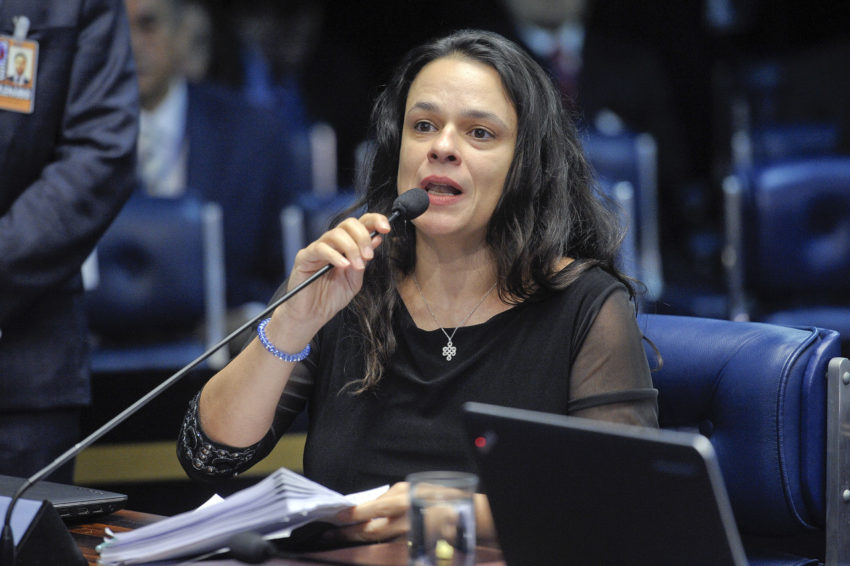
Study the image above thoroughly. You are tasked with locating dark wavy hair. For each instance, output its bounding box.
[340,29,638,391]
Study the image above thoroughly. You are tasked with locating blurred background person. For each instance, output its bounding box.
[0,0,139,483]
[126,0,304,331]
[502,0,699,290]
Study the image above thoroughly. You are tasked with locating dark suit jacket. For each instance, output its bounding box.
[185,82,296,307]
[0,0,139,410]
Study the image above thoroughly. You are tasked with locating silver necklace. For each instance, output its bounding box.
[412,275,497,361]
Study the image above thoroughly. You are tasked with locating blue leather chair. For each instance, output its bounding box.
[640,314,849,565]
[722,156,850,356]
[582,128,663,302]
[85,194,228,374]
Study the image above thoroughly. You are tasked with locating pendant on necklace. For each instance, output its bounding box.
[442,339,457,361]
[413,274,496,363]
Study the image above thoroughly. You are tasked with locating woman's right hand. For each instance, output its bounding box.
[276,212,392,334]
[197,212,392,448]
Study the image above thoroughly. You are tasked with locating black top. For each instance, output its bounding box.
[179,266,658,493]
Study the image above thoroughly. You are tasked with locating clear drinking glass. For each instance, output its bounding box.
[407,471,478,566]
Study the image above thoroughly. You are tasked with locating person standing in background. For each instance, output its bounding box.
[126,0,301,324]
[503,0,692,237]
[0,0,139,483]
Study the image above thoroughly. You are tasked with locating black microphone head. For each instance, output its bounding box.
[228,531,274,564]
[392,188,430,221]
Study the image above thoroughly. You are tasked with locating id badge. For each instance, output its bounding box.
[0,17,38,114]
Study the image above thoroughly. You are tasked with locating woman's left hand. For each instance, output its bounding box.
[331,482,411,543]
[325,482,498,545]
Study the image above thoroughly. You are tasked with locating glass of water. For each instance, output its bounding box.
[407,471,478,566]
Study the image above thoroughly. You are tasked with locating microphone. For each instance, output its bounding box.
[228,531,275,564]
[391,186,430,221]
[0,188,429,565]
[226,531,358,566]
[279,187,429,299]
[277,187,429,302]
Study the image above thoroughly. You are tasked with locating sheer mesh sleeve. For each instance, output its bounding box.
[177,359,315,482]
[567,289,659,427]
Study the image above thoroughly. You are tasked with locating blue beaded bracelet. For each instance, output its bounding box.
[257,318,311,362]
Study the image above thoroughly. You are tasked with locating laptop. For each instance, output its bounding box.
[462,402,749,566]
[0,474,127,521]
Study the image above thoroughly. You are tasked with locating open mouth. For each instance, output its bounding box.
[424,183,462,196]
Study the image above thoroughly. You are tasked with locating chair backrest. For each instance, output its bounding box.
[596,178,639,280]
[638,314,842,549]
[280,190,360,272]
[582,128,663,301]
[749,157,850,296]
[86,194,227,372]
[724,156,850,315]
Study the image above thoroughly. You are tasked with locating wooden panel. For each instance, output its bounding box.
[74,433,306,484]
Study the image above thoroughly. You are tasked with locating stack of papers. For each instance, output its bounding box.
[97,468,388,565]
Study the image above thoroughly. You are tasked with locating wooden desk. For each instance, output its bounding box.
[70,510,505,565]
[69,509,160,565]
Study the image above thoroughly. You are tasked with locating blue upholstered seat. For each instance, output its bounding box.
[723,156,850,356]
[640,313,848,565]
[85,194,227,374]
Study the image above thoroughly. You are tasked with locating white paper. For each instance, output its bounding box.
[97,467,389,565]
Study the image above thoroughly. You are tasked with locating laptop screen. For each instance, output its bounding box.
[462,402,748,566]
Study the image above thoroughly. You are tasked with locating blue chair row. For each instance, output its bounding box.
[87,188,358,377]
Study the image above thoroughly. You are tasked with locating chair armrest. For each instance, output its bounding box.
[825,357,850,566]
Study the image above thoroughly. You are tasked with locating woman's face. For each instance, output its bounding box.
[396,56,517,246]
